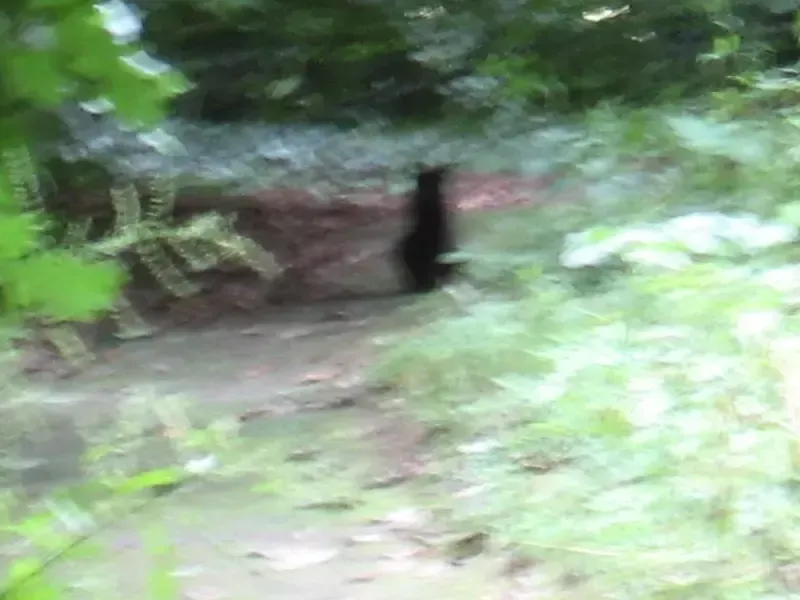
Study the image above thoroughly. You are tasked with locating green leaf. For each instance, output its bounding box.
[27,0,85,8]
[144,525,180,600]
[592,408,634,437]
[0,214,40,260]
[152,68,192,100]
[115,468,184,494]
[269,76,303,99]
[107,56,177,127]
[5,556,61,600]
[778,202,800,227]
[8,252,124,321]
[2,50,67,107]
[711,34,740,58]
[56,5,119,79]
[0,171,21,211]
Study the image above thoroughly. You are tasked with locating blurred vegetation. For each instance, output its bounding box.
[0,0,187,332]
[368,100,800,598]
[136,0,797,123]
[6,0,800,599]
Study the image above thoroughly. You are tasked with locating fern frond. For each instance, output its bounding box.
[111,296,158,340]
[144,176,176,222]
[41,323,93,368]
[166,212,280,279]
[109,183,143,237]
[135,238,201,298]
[166,214,229,271]
[1,145,42,212]
[63,218,94,249]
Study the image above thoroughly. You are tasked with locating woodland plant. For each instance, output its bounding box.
[375,206,800,598]
[373,110,800,598]
[0,0,188,358]
[0,2,218,596]
[0,146,124,364]
[1,143,281,365]
[0,0,281,365]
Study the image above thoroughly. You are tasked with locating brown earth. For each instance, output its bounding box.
[136,169,566,319]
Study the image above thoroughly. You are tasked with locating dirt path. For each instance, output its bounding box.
[16,296,418,488]
[4,293,536,600]
[0,169,585,600]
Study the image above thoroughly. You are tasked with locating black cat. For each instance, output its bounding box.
[396,164,463,293]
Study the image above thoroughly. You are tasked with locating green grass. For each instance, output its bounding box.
[371,104,800,599]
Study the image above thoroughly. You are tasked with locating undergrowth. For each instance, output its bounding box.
[373,97,800,598]
[10,70,800,600]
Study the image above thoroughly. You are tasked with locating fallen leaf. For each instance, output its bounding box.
[346,532,386,545]
[248,546,339,571]
[238,407,276,422]
[453,484,489,499]
[243,366,270,377]
[322,311,349,322]
[362,472,412,490]
[376,507,431,530]
[298,499,357,512]
[446,532,491,563]
[300,369,338,384]
[239,326,266,336]
[457,439,501,455]
[501,552,538,577]
[286,448,320,462]
[381,546,426,561]
[280,327,313,339]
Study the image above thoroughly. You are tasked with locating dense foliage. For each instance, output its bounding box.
[0,0,188,338]
[137,0,800,123]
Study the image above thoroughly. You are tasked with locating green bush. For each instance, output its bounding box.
[0,0,188,342]
[137,0,768,123]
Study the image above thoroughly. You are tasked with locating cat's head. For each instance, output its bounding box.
[415,163,453,187]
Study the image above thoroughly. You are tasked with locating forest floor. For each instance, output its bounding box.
[4,170,577,600]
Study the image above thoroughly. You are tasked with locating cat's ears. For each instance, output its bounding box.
[415,162,454,176]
